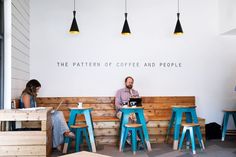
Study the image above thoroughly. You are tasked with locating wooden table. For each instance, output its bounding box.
[63,107,96,153]
[0,107,52,157]
[60,151,112,157]
[119,107,152,152]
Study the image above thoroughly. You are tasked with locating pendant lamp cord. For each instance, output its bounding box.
[125,0,127,13]
[74,0,76,11]
[177,0,180,13]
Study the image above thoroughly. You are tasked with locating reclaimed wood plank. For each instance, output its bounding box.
[0,131,46,145]
[22,121,41,129]
[94,128,118,136]
[36,96,195,104]
[0,108,51,121]
[142,96,195,103]
[36,97,115,104]
[95,136,118,145]
[0,146,46,156]
[93,121,120,129]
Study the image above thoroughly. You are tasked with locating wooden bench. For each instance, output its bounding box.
[0,107,52,157]
[21,96,205,145]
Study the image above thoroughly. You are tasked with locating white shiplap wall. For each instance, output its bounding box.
[11,0,30,99]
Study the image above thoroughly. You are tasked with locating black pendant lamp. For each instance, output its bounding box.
[121,0,131,35]
[174,0,183,35]
[69,0,79,34]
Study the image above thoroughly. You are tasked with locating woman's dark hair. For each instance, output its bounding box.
[22,79,41,97]
[125,76,134,83]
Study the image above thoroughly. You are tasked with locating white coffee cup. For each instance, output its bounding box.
[78,102,83,108]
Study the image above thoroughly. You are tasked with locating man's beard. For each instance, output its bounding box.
[126,85,133,89]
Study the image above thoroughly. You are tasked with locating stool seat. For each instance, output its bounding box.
[125,124,142,128]
[182,123,200,127]
[71,124,88,129]
[121,123,146,155]
[70,124,92,152]
[223,109,236,112]
[179,123,205,154]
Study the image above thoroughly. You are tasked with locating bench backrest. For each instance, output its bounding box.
[36,96,195,121]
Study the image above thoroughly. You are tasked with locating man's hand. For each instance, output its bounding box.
[130,113,136,121]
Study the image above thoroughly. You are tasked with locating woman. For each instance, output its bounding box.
[20,79,74,151]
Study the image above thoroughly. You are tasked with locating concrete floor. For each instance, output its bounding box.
[52,137,236,157]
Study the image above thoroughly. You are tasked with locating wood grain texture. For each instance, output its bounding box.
[0,108,52,157]
[18,96,205,145]
[36,96,196,121]
[0,131,46,145]
[0,146,46,156]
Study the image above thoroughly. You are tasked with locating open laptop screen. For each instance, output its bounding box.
[129,97,142,107]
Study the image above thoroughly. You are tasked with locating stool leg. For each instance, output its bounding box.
[173,111,183,150]
[166,111,175,142]
[121,127,129,152]
[185,112,192,148]
[138,127,146,149]
[189,127,196,154]
[135,112,141,124]
[90,113,95,130]
[63,137,71,153]
[185,130,190,149]
[190,109,202,150]
[131,129,137,155]
[75,129,82,152]
[83,128,92,152]
[185,112,193,123]
[195,126,205,150]
[233,113,236,127]
[190,109,199,124]
[119,114,129,152]
[222,112,229,141]
[178,126,187,151]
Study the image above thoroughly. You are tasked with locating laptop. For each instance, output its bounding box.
[129,97,142,107]
[51,100,64,113]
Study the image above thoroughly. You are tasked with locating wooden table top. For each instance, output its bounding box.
[69,107,93,110]
[0,107,53,121]
[0,107,53,113]
[59,151,112,157]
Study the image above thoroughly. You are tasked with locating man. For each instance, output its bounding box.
[115,76,148,146]
[115,76,139,120]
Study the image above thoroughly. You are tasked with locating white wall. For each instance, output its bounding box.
[30,0,236,125]
[11,0,30,99]
[219,0,236,34]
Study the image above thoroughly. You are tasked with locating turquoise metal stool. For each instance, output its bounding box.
[119,107,152,152]
[63,107,96,153]
[70,124,92,152]
[121,124,146,155]
[221,109,236,141]
[178,123,205,154]
[166,106,200,150]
